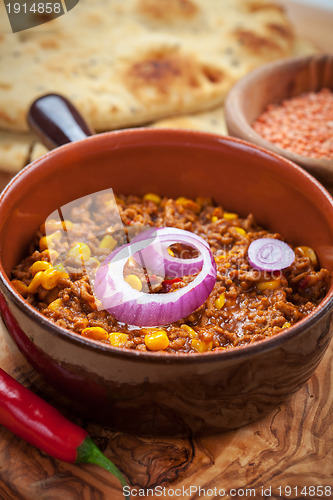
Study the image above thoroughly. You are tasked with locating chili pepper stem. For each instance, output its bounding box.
[76,436,130,498]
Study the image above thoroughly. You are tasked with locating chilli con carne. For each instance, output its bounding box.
[11,193,330,353]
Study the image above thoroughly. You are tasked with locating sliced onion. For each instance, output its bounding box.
[248,238,295,271]
[94,228,216,327]
[131,227,207,278]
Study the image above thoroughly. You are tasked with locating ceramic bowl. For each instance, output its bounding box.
[224,53,333,187]
[0,95,333,436]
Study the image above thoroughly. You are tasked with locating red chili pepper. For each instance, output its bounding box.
[0,367,129,498]
[162,277,183,293]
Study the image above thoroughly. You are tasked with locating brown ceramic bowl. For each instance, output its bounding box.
[225,53,333,187]
[0,95,333,437]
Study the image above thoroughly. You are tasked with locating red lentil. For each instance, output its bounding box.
[252,88,333,159]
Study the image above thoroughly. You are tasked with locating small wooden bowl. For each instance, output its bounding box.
[225,53,333,187]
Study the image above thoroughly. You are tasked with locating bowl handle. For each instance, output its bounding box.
[28,93,94,150]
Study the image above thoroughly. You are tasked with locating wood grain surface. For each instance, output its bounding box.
[0,173,333,500]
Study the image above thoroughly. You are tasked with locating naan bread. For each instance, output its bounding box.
[0,0,295,133]
[151,106,228,135]
[29,141,48,163]
[0,131,34,173]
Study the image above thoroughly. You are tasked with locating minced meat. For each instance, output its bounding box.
[11,193,331,353]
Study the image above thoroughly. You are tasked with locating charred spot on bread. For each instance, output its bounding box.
[234,28,283,55]
[124,49,225,102]
[267,22,294,40]
[246,1,285,13]
[136,0,199,23]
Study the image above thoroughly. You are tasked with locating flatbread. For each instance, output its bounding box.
[29,141,48,163]
[150,105,228,135]
[0,130,34,173]
[0,0,296,133]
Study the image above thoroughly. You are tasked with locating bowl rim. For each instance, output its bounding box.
[224,53,333,171]
[1,127,333,365]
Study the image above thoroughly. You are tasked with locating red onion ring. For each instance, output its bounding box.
[94,228,216,326]
[131,227,207,278]
[248,238,295,271]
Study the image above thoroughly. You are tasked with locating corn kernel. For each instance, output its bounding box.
[82,327,109,341]
[99,234,118,251]
[53,263,66,273]
[47,298,63,312]
[191,339,213,352]
[215,254,226,262]
[27,271,43,293]
[297,246,318,267]
[257,279,280,291]
[233,227,246,236]
[223,212,238,220]
[143,193,161,204]
[167,247,175,257]
[11,280,28,296]
[40,268,64,290]
[53,263,70,278]
[176,197,201,213]
[30,260,53,276]
[109,332,129,347]
[124,274,142,291]
[67,242,91,261]
[144,330,169,351]
[282,322,291,329]
[215,293,226,309]
[41,219,74,234]
[40,236,52,252]
[39,236,48,251]
[211,216,218,223]
[39,231,62,251]
[180,324,198,338]
[176,196,189,205]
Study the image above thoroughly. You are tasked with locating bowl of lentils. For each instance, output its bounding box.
[225,53,333,187]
